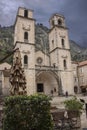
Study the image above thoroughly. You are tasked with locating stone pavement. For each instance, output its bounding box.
[51,95,87,129]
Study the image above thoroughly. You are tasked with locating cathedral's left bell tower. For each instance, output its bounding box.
[14,7,35,95]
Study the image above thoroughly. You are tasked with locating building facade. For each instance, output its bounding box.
[14,7,74,96]
[0,62,11,96]
[72,62,79,94]
[78,61,87,93]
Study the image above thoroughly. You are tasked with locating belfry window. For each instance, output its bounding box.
[24,32,28,40]
[61,39,65,48]
[63,59,67,69]
[24,55,28,65]
[24,9,28,18]
[58,19,62,26]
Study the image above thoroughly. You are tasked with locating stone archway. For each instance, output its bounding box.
[36,71,59,96]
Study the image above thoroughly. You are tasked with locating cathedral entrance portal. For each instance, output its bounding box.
[36,71,59,96]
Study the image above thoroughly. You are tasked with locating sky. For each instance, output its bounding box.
[0,0,87,47]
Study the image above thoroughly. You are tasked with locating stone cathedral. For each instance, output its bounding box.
[14,7,74,96]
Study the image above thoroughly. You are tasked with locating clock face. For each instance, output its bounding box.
[37,57,43,64]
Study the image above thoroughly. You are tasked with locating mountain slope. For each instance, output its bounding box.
[0,26,14,63]
[0,24,87,63]
[70,40,87,61]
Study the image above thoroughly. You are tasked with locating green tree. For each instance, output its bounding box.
[3,94,53,130]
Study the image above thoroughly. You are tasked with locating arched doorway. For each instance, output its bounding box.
[80,86,86,93]
[74,86,78,94]
[36,71,59,96]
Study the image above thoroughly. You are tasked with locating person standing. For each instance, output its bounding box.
[65,91,68,97]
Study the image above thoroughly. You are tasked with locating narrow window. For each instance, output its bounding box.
[52,40,54,48]
[58,19,62,26]
[74,77,77,82]
[0,81,2,95]
[24,9,28,18]
[24,55,28,65]
[61,39,65,48]
[80,68,83,73]
[52,20,54,26]
[24,32,28,40]
[63,59,67,69]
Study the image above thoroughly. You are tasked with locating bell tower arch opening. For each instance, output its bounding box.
[24,9,28,18]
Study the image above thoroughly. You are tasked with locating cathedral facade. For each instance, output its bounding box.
[14,7,74,96]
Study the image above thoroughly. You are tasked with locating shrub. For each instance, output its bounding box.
[64,96,83,116]
[3,94,53,130]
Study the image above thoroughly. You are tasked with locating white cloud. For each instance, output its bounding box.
[0,0,66,26]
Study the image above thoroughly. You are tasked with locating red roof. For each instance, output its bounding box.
[78,60,87,67]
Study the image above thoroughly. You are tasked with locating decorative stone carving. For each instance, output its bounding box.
[9,49,27,95]
[62,55,67,58]
[22,24,30,31]
[22,50,30,54]
[37,57,43,64]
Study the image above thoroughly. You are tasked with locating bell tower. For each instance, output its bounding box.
[14,7,36,95]
[49,13,66,29]
[49,13,74,95]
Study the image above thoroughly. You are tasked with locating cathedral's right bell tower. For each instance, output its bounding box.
[49,14,74,95]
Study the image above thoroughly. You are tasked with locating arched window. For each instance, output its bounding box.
[63,59,67,69]
[74,86,78,94]
[61,39,65,48]
[24,55,28,65]
[24,32,28,40]
[24,9,28,18]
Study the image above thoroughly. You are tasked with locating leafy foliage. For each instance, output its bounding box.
[3,94,53,130]
[64,97,83,115]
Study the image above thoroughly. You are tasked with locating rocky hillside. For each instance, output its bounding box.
[35,24,49,52]
[70,40,87,61]
[0,24,87,63]
[0,26,14,63]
